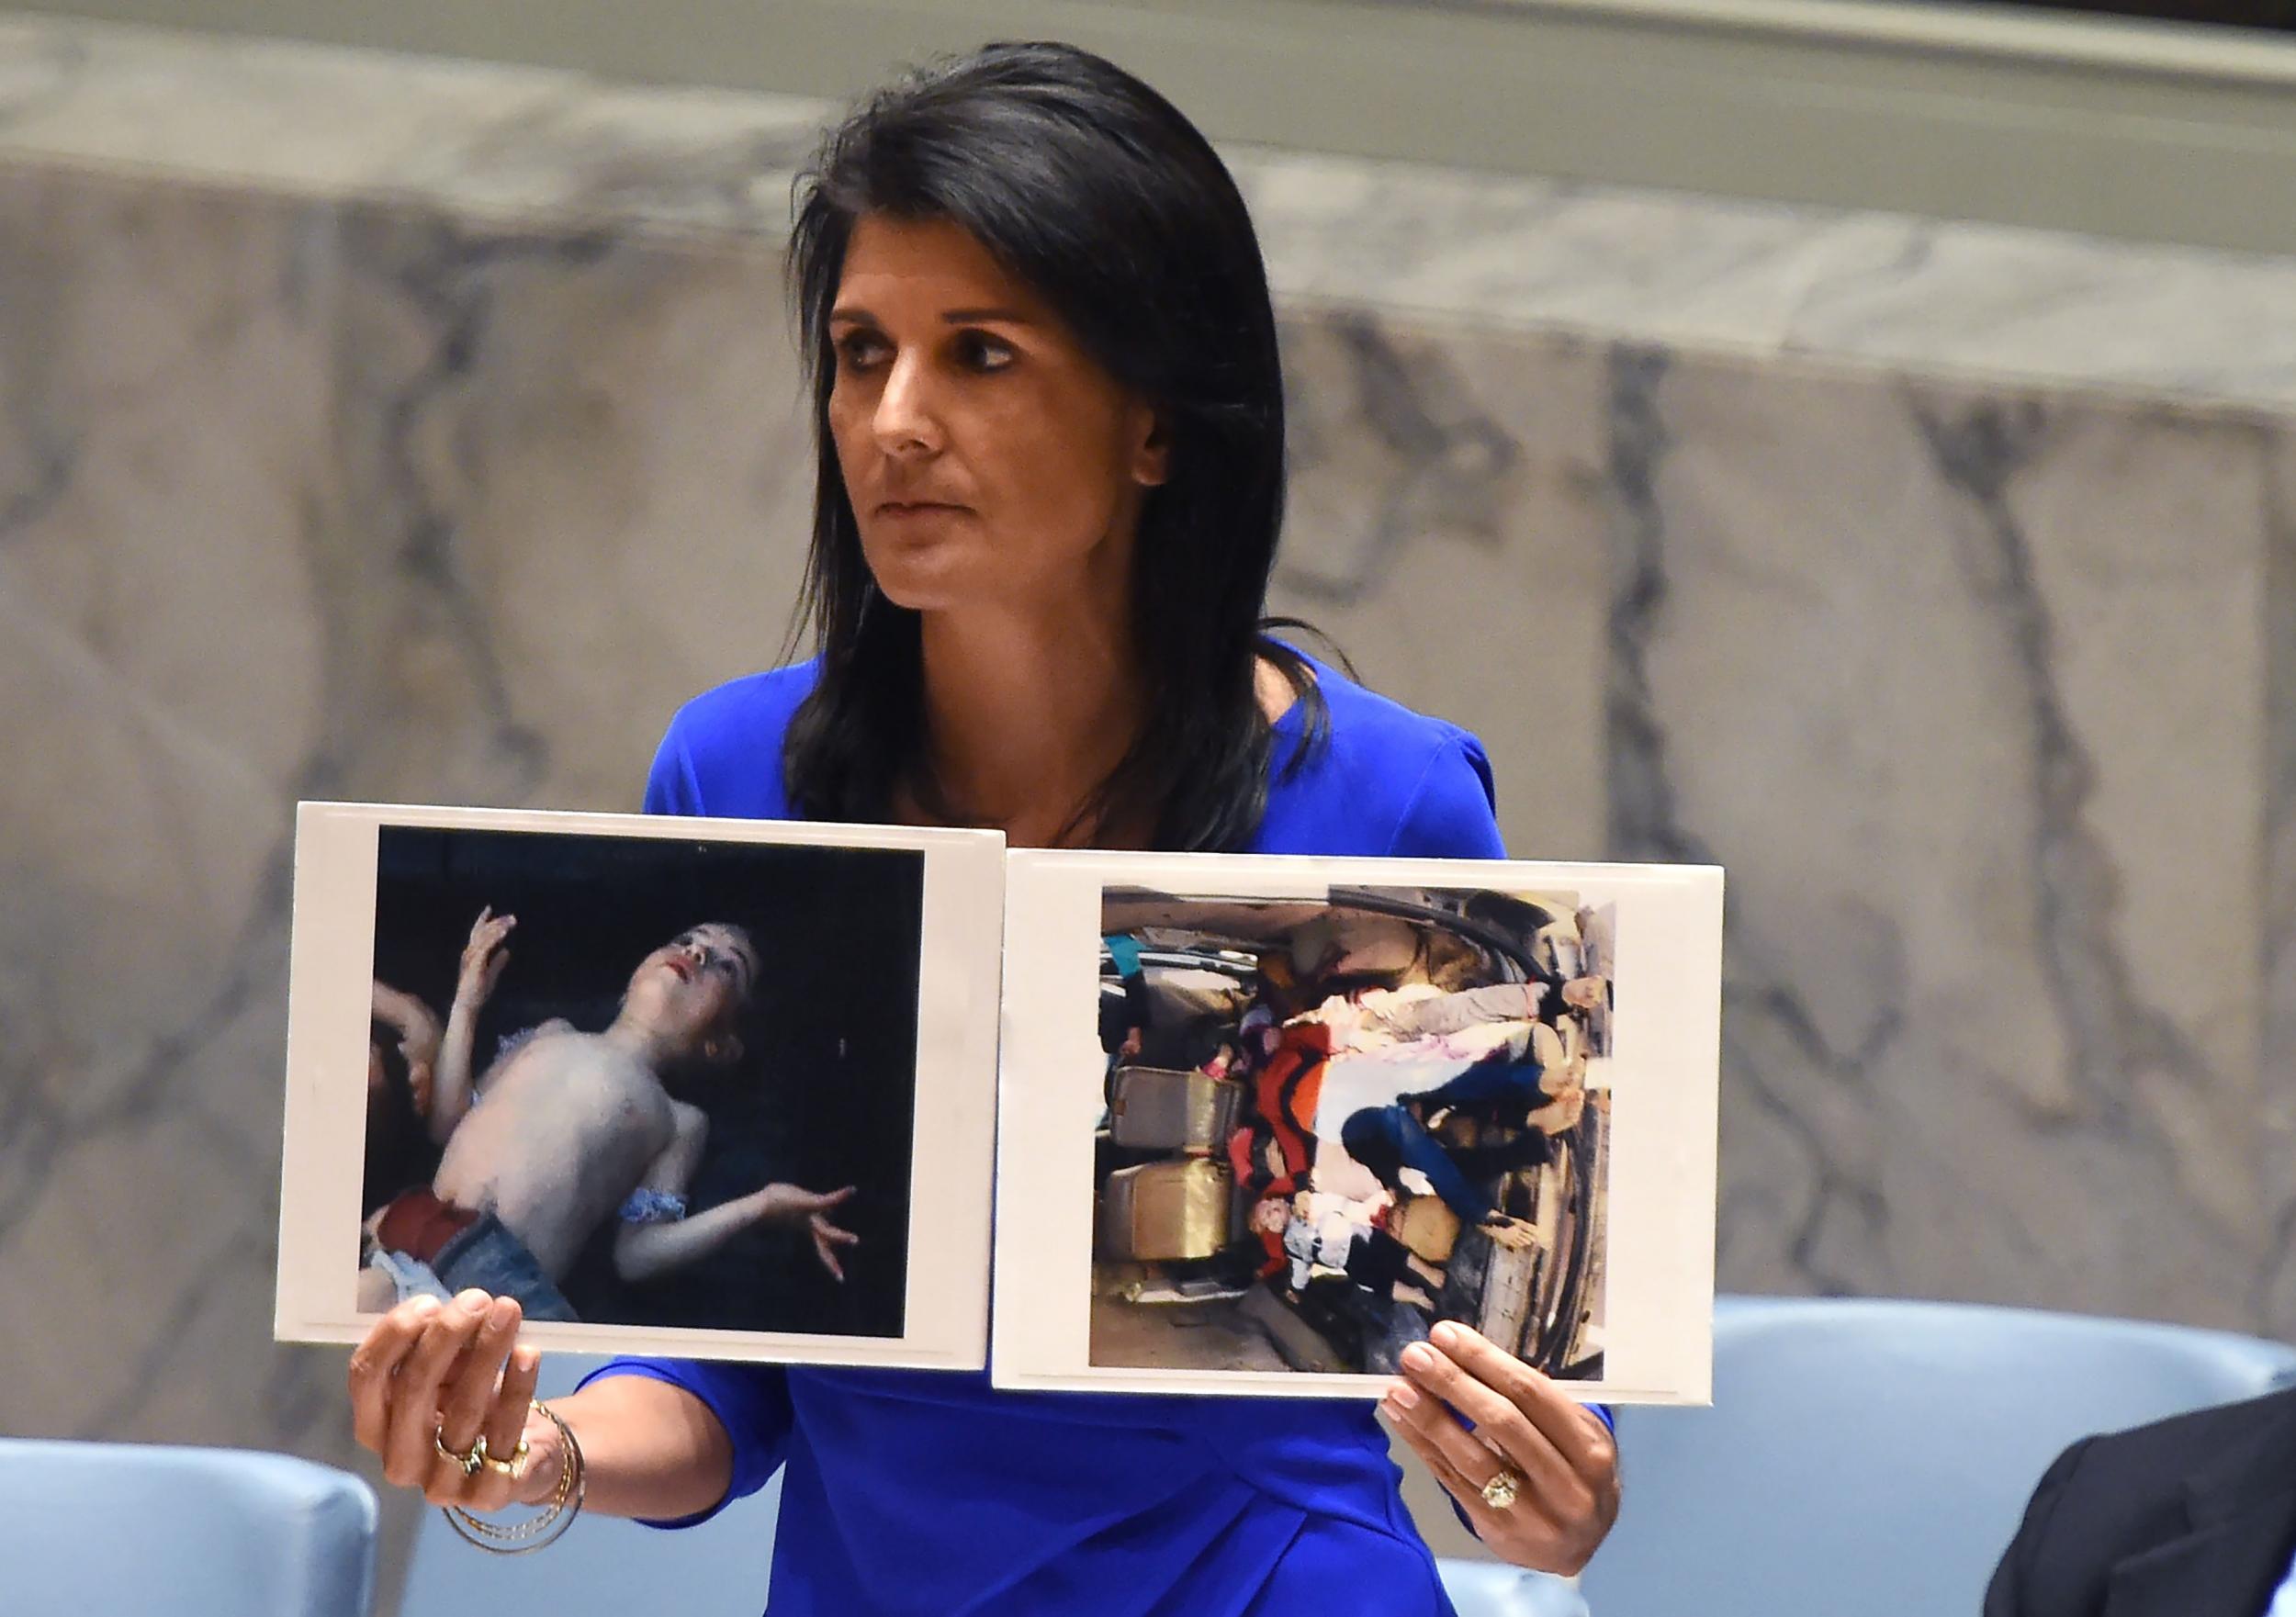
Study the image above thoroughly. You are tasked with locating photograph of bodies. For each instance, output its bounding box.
[277,803,1006,1371]
[994,853,1721,1403]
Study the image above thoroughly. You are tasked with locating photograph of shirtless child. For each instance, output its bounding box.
[355,825,926,1341]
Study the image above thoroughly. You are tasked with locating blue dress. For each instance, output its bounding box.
[587,655,1509,1616]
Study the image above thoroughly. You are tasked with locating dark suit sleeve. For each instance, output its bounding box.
[1986,1435,2098,1617]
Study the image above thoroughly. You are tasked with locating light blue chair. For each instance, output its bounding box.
[1436,1558,1587,1616]
[405,1357,1582,1615]
[1580,1294,2296,1617]
[0,1437,378,1617]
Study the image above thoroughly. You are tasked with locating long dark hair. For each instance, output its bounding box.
[780,39,1333,851]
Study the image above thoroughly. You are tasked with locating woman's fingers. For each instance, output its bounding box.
[351,1287,556,1516]
[347,1297,442,1457]
[1384,1394,1511,1529]
[1382,1383,1581,1566]
[378,1291,493,1489]
[464,1343,546,1508]
[1394,1334,1591,1522]
[1382,1369,1540,1510]
[483,1341,541,1461]
[436,1295,523,1454]
[1425,1321,1616,1481]
[1385,1321,1622,1574]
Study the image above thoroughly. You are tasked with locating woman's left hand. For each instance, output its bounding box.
[1380,1320,1620,1574]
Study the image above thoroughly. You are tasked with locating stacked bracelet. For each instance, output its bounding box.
[441,1400,586,1555]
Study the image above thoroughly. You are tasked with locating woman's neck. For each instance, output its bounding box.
[912,604,1147,848]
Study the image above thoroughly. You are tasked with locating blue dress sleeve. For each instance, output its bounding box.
[1386,732,1508,860]
[577,704,796,1526]
[572,1357,793,1526]
[643,717,703,816]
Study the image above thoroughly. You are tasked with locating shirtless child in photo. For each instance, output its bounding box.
[361,908,858,1320]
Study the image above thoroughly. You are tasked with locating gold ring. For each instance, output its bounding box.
[479,1435,530,1478]
[434,1427,485,1477]
[1480,1466,1524,1510]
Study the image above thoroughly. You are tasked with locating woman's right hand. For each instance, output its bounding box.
[348,1290,555,1510]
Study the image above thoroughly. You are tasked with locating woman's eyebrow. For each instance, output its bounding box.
[939,307,1031,325]
[828,304,1032,326]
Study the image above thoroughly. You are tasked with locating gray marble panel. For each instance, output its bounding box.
[0,163,353,1527]
[1273,315,1612,860]
[0,172,816,1507]
[1600,352,2282,1324]
[1285,316,2293,1331]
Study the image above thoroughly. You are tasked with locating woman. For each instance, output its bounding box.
[347,40,1620,1614]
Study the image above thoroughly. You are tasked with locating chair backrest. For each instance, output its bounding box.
[0,1437,378,1617]
[1436,1556,1590,1617]
[401,1357,781,1617]
[1581,1295,2296,1617]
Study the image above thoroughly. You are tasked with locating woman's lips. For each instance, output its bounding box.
[878,500,964,517]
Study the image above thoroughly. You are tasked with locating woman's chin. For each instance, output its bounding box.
[867,561,990,616]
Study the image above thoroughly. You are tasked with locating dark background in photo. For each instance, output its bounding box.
[368,825,925,1340]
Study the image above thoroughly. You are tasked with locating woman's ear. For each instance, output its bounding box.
[1131,405,1171,488]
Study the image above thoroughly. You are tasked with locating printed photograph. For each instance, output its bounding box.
[1086,884,1614,1382]
[355,825,926,1340]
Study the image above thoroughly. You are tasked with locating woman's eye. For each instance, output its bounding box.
[955,331,1014,371]
[836,333,887,368]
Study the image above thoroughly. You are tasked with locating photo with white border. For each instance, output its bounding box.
[276,802,1005,1372]
[992,851,1720,1404]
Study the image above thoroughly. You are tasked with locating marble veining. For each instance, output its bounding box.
[7,17,2296,405]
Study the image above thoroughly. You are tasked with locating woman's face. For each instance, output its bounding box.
[827,214,1167,615]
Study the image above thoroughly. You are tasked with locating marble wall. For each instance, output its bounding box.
[5,15,2296,1603]
[1282,320,2296,1333]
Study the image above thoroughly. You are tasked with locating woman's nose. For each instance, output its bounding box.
[872,352,940,455]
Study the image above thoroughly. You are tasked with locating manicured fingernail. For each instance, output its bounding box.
[1431,1321,1462,1350]
[488,1298,518,1330]
[408,1296,443,1317]
[1387,1383,1421,1412]
[1401,1343,1438,1374]
[456,1289,490,1315]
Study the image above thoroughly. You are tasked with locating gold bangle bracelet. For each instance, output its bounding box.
[441,1400,585,1555]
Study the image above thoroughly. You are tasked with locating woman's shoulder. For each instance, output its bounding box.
[1266,655,1504,859]
[667,661,822,748]
[647,661,822,817]
[1303,658,1472,750]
